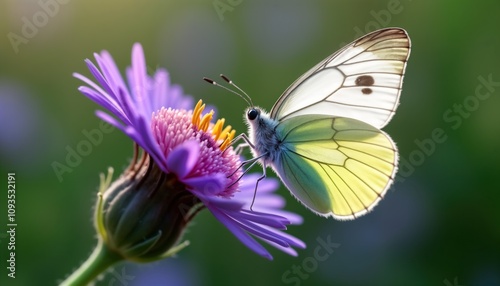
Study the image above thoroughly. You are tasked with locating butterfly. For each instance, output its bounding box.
[205,28,411,220]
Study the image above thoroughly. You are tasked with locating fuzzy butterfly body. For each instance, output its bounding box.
[210,28,411,220]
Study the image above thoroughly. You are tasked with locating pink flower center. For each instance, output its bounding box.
[151,102,241,197]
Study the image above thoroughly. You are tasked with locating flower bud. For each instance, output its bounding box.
[95,151,200,262]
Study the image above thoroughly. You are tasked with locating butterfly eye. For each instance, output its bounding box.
[247,109,259,121]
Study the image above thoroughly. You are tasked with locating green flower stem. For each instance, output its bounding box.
[61,240,122,286]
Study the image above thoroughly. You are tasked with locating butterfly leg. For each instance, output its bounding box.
[226,153,267,189]
[225,132,261,179]
[234,142,249,155]
[223,132,270,208]
[223,133,255,155]
[250,161,267,211]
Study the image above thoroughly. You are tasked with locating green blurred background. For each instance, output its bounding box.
[1,0,499,285]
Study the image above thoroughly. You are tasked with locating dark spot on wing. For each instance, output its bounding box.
[361,88,372,95]
[355,75,375,86]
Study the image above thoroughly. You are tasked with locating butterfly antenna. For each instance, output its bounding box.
[203,77,252,107]
[219,74,254,107]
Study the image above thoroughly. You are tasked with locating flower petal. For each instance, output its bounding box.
[183,173,226,196]
[236,210,289,229]
[166,140,200,179]
[200,195,244,211]
[208,206,273,260]
[95,51,130,100]
[129,43,148,109]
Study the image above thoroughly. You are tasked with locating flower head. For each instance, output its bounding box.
[74,43,305,260]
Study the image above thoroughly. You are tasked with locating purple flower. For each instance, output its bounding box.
[74,43,305,259]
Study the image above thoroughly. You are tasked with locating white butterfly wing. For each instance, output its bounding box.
[270,28,411,129]
[272,115,398,219]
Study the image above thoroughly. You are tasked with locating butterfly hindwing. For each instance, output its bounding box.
[270,28,410,129]
[273,114,398,219]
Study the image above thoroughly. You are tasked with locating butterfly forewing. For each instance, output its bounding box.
[270,28,410,129]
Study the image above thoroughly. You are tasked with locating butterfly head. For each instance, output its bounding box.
[245,106,273,127]
[246,107,260,121]
[244,106,276,134]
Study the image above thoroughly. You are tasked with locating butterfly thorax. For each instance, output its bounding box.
[246,108,283,163]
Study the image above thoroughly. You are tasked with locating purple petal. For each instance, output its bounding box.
[266,211,303,225]
[266,227,306,249]
[239,192,286,209]
[130,43,148,104]
[209,206,273,260]
[260,238,299,257]
[239,175,279,193]
[78,86,127,123]
[94,52,128,99]
[236,210,289,229]
[200,196,244,211]
[152,70,168,111]
[183,173,226,196]
[116,116,168,173]
[166,140,200,178]
[230,218,290,247]
[95,110,125,130]
[117,88,139,126]
[74,72,113,104]
[99,50,130,96]
[230,213,304,249]
[85,56,115,98]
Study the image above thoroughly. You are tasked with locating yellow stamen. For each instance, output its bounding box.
[190,99,237,151]
[192,100,205,127]
[212,119,225,141]
[199,110,214,132]
[220,129,236,151]
[219,125,232,142]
